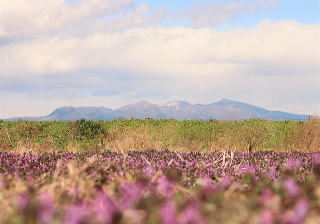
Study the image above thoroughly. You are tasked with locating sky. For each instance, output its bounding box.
[0,0,319,118]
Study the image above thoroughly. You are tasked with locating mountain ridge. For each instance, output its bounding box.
[5,99,310,121]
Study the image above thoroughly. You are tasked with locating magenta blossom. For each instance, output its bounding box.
[64,203,89,224]
[266,167,278,179]
[38,193,55,224]
[157,175,174,197]
[237,163,256,175]
[179,201,204,224]
[281,198,309,224]
[312,153,320,165]
[283,177,300,197]
[120,182,143,208]
[260,188,275,207]
[161,201,178,224]
[0,179,5,188]
[93,192,121,224]
[286,158,301,170]
[16,194,29,211]
[259,210,274,224]
[219,176,232,189]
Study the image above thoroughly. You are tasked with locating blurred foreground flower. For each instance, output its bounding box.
[161,201,177,224]
[283,177,300,197]
[259,210,274,224]
[38,193,55,224]
[281,198,309,224]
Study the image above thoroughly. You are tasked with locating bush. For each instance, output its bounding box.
[74,119,105,139]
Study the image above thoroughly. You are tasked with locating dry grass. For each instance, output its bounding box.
[103,128,161,152]
[1,119,319,153]
[293,117,320,152]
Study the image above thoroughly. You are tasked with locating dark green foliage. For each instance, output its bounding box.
[74,119,105,139]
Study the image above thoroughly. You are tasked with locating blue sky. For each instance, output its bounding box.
[135,0,319,27]
[0,0,319,118]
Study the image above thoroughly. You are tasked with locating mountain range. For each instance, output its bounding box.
[5,99,309,121]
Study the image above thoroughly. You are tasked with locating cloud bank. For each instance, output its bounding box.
[0,0,319,118]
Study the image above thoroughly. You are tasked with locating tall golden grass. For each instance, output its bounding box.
[98,118,320,153]
[1,119,319,153]
[294,117,320,152]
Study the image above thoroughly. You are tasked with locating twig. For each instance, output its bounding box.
[141,155,151,166]
[151,170,162,183]
[6,129,12,146]
[175,185,192,196]
[174,151,184,162]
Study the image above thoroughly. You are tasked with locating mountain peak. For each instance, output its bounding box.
[50,106,76,115]
[117,100,156,111]
[136,100,152,105]
[5,99,309,121]
[215,99,252,106]
[163,100,192,107]
[217,99,239,104]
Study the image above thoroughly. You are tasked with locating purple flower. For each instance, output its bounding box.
[237,163,256,175]
[199,177,215,197]
[0,179,5,188]
[144,165,156,177]
[286,158,301,170]
[259,210,274,224]
[260,188,275,206]
[281,198,309,224]
[120,183,143,208]
[16,194,29,211]
[179,202,204,224]
[93,192,121,224]
[157,176,174,197]
[283,177,300,197]
[266,167,278,179]
[64,204,89,224]
[292,198,309,223]
[199,176,214,189]
[161,201,177,224]
[38,193,55,224]
[219,176,232,189]
[312,153,320,165]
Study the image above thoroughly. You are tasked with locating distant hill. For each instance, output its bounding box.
[6,99,309,121]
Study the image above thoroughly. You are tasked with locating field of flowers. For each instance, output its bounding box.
[0,149,320,224]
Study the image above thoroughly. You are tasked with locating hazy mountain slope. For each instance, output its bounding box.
[44,107,117,121]
[5,99,309,121]
[116,101,166,119]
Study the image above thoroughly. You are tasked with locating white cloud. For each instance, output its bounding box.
[0,20,318,78]
[0,0,319,117]
[0,0,135,38]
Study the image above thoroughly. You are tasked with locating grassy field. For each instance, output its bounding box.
[0,119,320,223]
[0,118,319,153]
